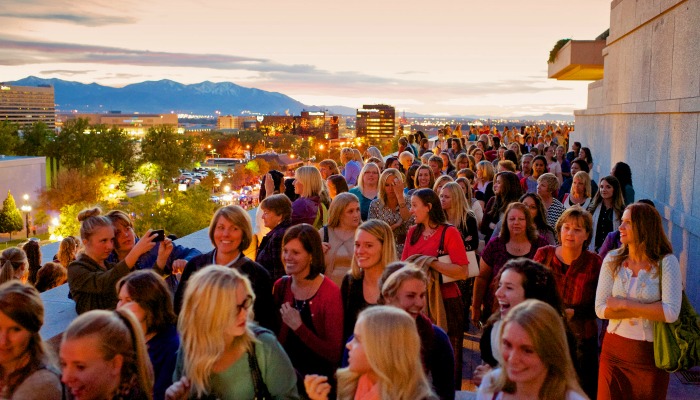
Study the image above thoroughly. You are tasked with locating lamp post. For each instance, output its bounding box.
[21,194,31,239]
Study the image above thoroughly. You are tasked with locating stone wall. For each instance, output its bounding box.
[573,0,700,305]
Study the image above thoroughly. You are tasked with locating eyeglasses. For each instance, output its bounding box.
[237,295,254,314]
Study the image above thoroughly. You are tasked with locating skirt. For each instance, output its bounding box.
[598,332,669,400]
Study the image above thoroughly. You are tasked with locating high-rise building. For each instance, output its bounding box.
[0,84,56,130]
[356,104,395,142]
[57,112,179,136]
[217,115,245,130]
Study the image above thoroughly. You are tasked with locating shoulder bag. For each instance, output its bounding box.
[437,224,479,283]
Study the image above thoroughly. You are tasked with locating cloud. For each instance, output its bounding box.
[40,69,95,76]
[0,0,139,26]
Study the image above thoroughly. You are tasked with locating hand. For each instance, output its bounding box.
[304,375,331,400]
[156,238,174,269]
[125,229,157,268]
[470,305,482,328]
[264,173,275,197]
[473,363,492,386]
[606,296,627,311]
[321,242,330,254]
[390,177,405,198]
[280,302,303,330]
[565,308,575,320]
[172,259,187,275]
[165,377,191,400]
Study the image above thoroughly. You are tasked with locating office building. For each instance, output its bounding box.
[356,104,395,141]
[57,112,179,136]
[0,84,56,130]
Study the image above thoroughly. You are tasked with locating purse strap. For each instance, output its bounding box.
[247,333,272,400]
[437,224,453,256]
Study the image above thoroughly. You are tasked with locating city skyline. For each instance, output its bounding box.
[0,0,611,117]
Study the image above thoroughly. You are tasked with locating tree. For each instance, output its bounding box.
[15,122,51,156]
[51,118,96,170]
[0,121,20,155]
[0,191,24,240]
[94,125,139,182]
[140,126,203,197]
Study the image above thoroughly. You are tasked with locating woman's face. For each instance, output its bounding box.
[60,335,122,400]
[388,278,427,318]
[439,187,454,211]
[388,159,400,170]
[363,166,379,186]
[293,178,303,195]
[261,208,283,229]
[410,196,431,225]
[578,149,586,160]
[572,177,586,198]
[599,179,614,200]
[116,286,148,335]
[570,162,581,176]
[282,238,312,278]
[494,269,526,318]
[341,202,362,229]
[112,222,135,254]
[326,179,337,199]
[509,143,519,153]
[214,216,243,257]
[493,175,503,195]
[347,317,371,374]
[501,321,547,388]
[452,141,458,150]
[556,147,565,159]
[536,180,551,200]
[532,160,546,176]
[354,230,383,271]
[458,181,469,197]
[474,150,484,162]
[224,284,252,341]
[0,311,32,372]
[545,146,554,160]
[476,141,485,151]
[417,168,431,188]
[559,218,588,251]
[83,226,115,264]
[457,158,468,170]
[521,197,538,220]
[619,209,635,245]
[440,154,450,169]
[506,208,527,237]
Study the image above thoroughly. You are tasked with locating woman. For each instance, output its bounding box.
[544,145,563,184]
[326,174,349,200]
[368,169,413,256]
[579,147,594,171]
[274,224,344,380]
[173,206,275,329]
[454,153,470,172]
[22,240,41,285]
[319,160,340,180]
[257,194,294,282]
[441,183,479,253]
[340,147,361,187]
[534,207,602,399]
[401,189,470,386]
[477,300,587,400]
[480,171,523,242]
[167,266,298,399]
[612,161,635,206]
[377,264,455,400]
[457,177,484,227]
[0,247,28,284]
[321,193,361,286]
[405,164,419,192]
[349,163,379,221]
[292,166,331,229]
[556,145,571,179]
[305,306,436,400]
[520,155,547,194]
[595,203,682,400]
[473,259,565,384]
[60,309,153,400]
[563,171,592,209]
[256,170,286,244]
[384,156,401,172]
[587,176,625,253]
[342,220,396,340]
[0,281,62,399]
[432,175,453,195]
[418,138,431,157]
[519,193,556,245]
[448,139,465,160]
[471,203,549,325]
[536,173,566,231]
[439,152,456,177]
[35,262,67,292]
[472,148,485,164]
[408,165,435,196]
[55,236,79,268]
[68,207,156,314]
[474,161,495,205]
[117,270,179,400]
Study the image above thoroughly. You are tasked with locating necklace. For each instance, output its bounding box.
[422,226,438,240]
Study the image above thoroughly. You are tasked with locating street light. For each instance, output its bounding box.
[20,194,31,239]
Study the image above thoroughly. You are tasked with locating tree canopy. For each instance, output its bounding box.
[0,191,25,240]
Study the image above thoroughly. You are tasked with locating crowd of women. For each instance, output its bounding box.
[0,124,683,400]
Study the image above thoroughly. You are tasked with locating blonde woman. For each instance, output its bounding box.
[0,247,28,284]
[55,236,79,268]
[292,166,331,228]
[341,220,397,339]
[477,300,586,400]
[320,192,361,286]
[167,266,297,399]
[440,182,478,252]
[368,168,413,255]
[340,148,361,187]
[348,163,379,221]
[563,171,592,209]
[432,175,454,195]
[305,306,437,400]
[363,146,383,168]
[474,160,495,205]
[60,309,154,400]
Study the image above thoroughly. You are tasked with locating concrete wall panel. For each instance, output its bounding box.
[670,0,700,98]
[667,113,698,213]
[649,13,675,101]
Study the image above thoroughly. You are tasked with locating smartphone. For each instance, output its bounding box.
[151,229,165,242]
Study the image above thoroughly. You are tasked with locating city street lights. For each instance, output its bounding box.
[21,194,31,239]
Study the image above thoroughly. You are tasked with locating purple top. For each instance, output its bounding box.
[343,160,361,186]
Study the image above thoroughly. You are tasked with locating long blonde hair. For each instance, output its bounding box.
[356,162,380,192]
[489,299,585,400]
[0,247,28,284]
[178,265,255,397]
[327,192,360,228]
[57,236,79,268]
[336,306,435,400]
[295,166,330,206]
[440,182,473,230]
[350,220,396,279]
[377,168,404,207]
[62,309,154,400]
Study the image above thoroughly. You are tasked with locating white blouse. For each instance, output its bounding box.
[595,252,682,341]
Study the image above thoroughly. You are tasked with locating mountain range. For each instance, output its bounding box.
[7,76,574,121]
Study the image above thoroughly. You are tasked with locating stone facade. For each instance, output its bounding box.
[573,0,700,305]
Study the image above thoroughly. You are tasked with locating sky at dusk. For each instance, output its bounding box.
[0,0,611,117]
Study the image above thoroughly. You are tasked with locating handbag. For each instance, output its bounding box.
[247,331,273,400]
[437,225,480,283]
[653,259,700,372]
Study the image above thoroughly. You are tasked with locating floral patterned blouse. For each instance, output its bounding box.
[368,196,413,255]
